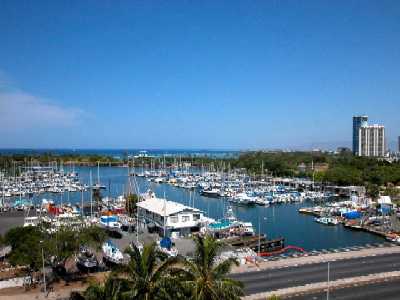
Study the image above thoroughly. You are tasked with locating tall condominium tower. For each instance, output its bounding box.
[358,124,386,157]
[353,115,368,155]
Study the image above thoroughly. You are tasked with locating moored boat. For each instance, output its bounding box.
[102,240,124,266]
[77,246,98,272]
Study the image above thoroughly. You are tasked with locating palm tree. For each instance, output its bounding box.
[118,242,183,300]
[182,235,244,300]
[84,274,128,300]
[80,236,244,300]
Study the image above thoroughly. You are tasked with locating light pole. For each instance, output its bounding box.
[327,261,330,300]
[40,240,46,295]
[258,214,267,256]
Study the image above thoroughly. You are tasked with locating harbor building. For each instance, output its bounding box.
[137,196,211,237]
[353,115,368,155]
[358,124,386,157]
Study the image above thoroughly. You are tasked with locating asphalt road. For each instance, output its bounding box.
[0,210,25,235]
[230,253,400,295]
[288,278,400,300]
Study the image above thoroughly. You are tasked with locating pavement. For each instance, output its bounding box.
[0,211,25,235]
[284,276,400,300]
[231,244,400,273]
[231,251,400,296]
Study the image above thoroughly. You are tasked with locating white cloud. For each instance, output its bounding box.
[0,90,83,133]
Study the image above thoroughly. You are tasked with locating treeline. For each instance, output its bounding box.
[320,155,400,186]
[0,153,120,174]
[228,151,400,187]
[228,151,328,177]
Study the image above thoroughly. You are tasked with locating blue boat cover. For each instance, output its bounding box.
[160,237,172,250]
[101,216,118,223]
[343,211,362,219]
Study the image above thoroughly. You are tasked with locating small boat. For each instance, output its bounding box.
[92,183,106,190]
[315,216,339,226]
[77,247,98,272]
[158,237,178,257]
[102,240,124,265]
[208,206,255,237]
[100,214,122,233]
[200,188,221,198]
[23,216,39,227]
[13,199,33,211]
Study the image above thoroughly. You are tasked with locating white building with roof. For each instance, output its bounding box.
[137,197,213,237]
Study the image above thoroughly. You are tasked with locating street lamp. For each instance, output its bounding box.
[258,215,267,256]
[327,261,330,300]
[40,240,46,295]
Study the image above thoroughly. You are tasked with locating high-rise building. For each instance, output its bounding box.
[358,124,386,157]
[398,136,400,153]
[353,115,368,155]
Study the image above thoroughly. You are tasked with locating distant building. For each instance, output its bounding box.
[359,124,386,157]
[398,136,400,153]
[336,147,352,154]
[353,116,368,155]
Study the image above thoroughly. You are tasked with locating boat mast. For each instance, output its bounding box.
[163,191,166,237]
[81,189,84,218]
[136,192,139,244]
[90,170,93,218]
[1,172,4,210]
[97,161,100,186]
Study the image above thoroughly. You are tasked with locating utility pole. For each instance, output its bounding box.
[81,189,84,218]
[163,190,166,237]
[258,215,261,255]
[41,241,46,295]
[258,213,267,256]
[327,261,330,300]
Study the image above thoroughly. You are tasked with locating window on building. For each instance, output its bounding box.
[193,214,200,221]
[170,216,178,223]
[181,215,190,222]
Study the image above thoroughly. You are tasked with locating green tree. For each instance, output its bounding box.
[126,194,139,215]
[50,226,107,268]
[366,183,380,200]
[81,242,184,300]
[50,227,81,267]
[84,274,129,300]
[118,243,183,300]
[79,226,108,250]
[182,235,243,300]
[93,188,103,211]
[4,226,46,270]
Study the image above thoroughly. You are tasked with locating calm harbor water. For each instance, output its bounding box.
[9,166,384,251]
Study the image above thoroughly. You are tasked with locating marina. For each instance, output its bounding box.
[0,165,386,251]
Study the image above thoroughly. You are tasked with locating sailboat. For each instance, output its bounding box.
[92,162,106,190]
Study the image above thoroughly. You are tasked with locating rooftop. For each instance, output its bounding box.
[137,197,201,216]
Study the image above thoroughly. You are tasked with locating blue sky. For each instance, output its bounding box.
[0,1,399,150]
